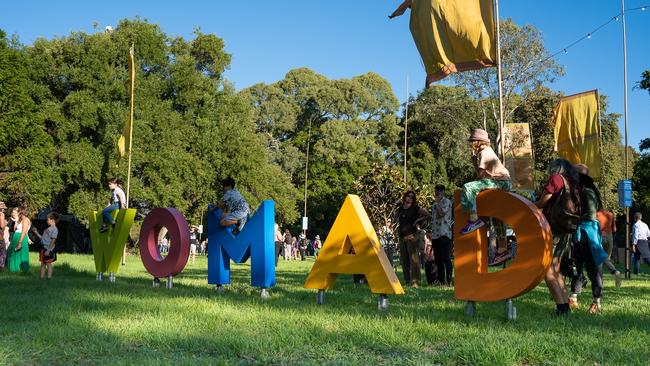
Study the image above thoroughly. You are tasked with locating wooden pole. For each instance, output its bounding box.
[621,0,631,279]
[494,0,506,162]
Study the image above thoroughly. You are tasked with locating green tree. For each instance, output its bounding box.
[450,20,564,142]
[0,20,300,225]
[638,70,650,94]
[633,139,650,218]
[241,69,401,236]
[512,86,561,181]
[404,85,483,189]
[353,162,433,230]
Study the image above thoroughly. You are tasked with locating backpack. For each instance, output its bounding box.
[544,175,582,234]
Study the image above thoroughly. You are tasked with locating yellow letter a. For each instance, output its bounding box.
[304,195,404,295]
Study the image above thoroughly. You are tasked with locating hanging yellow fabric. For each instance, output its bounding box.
[552,90,602,180]
[407,0,497,85]
[118,45,135,158]
[504,123,534,190]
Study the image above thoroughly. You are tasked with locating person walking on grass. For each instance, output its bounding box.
[597,209,622,287]
[99,178,126,233]
[568,164,608,314]
[431,185,453,285]
[298,233,307,261]
[397,190,430,288]
[283,229,293,261]
[292,235,299,260]
[313,235,323,257]
[459,129,511,235]
[535,159,580,316]
[189,227,199,265]
[7,206,31,273]
[632,212,650,274]
[37,212,59,280]
[274,223,284,266]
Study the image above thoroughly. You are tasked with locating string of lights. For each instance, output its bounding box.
[539,5,648,64]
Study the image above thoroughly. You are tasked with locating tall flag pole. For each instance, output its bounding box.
[621,0,631,279]
[126,44,135,209]
[494,0,506,162]
[302,118,312,237]
[116,44,136,266]
[403,75,409,184]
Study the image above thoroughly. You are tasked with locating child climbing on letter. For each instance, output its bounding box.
[460,129,511,234]
[211,177,250,235]
[100,178,126,233]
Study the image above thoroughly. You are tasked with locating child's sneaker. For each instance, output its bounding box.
[488,250,512,266]
[99,225,109,233]
[460,219,485,235]
[588,302,601,314]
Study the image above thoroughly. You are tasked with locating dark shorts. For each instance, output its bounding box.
[39,248,57,264]
[553,233,571,258]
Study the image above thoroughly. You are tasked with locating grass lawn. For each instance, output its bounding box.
[1,252,649,365]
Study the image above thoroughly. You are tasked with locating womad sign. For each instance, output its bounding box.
[88,190,552,318]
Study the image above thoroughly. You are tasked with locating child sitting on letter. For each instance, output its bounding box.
[100,178,126,233]
[211,177,250,235]
[460,129,511,234]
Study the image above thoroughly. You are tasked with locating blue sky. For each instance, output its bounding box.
[2,0,648,149]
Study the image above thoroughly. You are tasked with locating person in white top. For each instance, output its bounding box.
[100,177,126,233]
[632,212,650,274]
[430,185,453,285]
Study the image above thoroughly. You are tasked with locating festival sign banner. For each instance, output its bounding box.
[504,123,534,190]
[552,90,601,180]
[401,0,496,85]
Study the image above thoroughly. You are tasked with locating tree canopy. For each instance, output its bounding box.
[0,18,636,241]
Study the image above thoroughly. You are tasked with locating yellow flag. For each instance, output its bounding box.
[552,90,601,180]
[118,45,135,158]
[409,0,496,85]
[504,123,534,190]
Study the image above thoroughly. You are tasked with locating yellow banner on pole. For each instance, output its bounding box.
[504,123,534,190]
[552,90,601,180]
[408,0,496,85]
[118,45,135,158]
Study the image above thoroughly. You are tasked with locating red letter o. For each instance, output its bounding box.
[139,208,191,278]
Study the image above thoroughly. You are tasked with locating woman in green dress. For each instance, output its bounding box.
[7,206,31,273]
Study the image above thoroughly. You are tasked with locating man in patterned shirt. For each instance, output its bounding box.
[431,185,453,285]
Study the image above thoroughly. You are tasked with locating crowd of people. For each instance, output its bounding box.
[0,204,61,279]
[389,128,650,316]
[273,225,322,266]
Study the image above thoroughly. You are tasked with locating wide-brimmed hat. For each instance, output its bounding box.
[0,202,6,209]
[299,233,306,239]
[315,235,320,239]
[468,128,490,142]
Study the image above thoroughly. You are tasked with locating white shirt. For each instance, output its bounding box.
[632,220,650,245]
[431,196,452,240]
[112,186,126,208]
